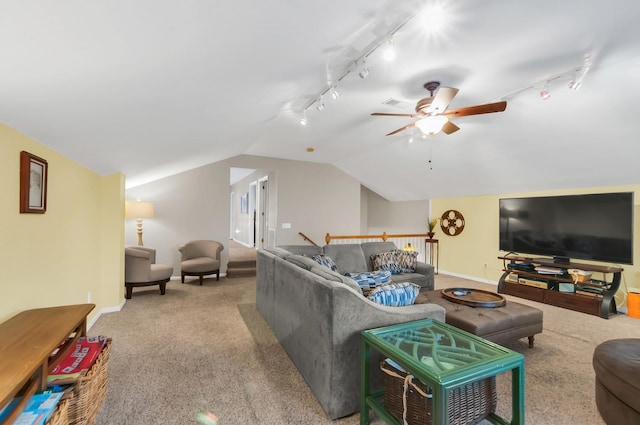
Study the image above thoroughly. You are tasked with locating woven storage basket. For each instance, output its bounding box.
[67,338,112,425]
[48,397,70,425]
[381,359,497,425]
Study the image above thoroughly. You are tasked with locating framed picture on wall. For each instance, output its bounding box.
[19,151,48,214]
[241,192,248,214]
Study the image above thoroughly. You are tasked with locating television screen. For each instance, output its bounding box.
[499,192,634,265]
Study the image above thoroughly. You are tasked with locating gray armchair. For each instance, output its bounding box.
[179,240,224,285]
[124,246,173,299]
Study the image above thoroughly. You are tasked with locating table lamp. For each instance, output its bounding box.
[125,200,154,246]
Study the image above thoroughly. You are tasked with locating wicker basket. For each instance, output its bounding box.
[48,397,70,425]
[67,338,112,425]
[381,359,497,425]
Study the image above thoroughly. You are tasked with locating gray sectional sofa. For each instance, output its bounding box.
[256,241,445,419]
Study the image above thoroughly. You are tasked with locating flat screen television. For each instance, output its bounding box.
[499,192,634,264]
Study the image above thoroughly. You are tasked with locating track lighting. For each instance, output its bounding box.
[329,86,340,100]
[568,56,592,91]
[540,86,550,100]
[358,61,370,79]
[299,111,308,126]
[382,38,395,61]
[316,96,325,111]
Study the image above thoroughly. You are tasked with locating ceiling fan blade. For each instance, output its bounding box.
[444,101,507,118]
[371,112,424,118]
[386,122,416,136]
[442,120,460,135]
[427,87,459,114]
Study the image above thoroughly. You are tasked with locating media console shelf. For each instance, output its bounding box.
[0,303,95,425]
[497,255,622,319]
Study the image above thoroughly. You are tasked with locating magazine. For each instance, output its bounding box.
[48,335,107,383]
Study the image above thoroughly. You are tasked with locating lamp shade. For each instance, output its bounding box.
[415,115,448,136]
[125,201,154,219]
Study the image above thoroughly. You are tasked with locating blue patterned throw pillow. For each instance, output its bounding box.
[312,254,338,272]
[367,282,420,307]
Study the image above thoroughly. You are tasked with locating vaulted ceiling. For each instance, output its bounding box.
[2,1,640,201]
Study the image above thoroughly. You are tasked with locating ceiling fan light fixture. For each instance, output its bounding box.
[415,115,448,136]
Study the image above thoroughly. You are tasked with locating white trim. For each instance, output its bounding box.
[87,298,126,331]
[437,269,498,286]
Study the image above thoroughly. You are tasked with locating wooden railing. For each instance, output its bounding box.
[298,232,319,246]
[325,232,432,263]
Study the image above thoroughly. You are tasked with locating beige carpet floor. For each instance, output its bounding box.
[89,273,640,425]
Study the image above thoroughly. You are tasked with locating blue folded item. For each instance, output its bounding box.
[367,282,420,306]
[345,271,391,288]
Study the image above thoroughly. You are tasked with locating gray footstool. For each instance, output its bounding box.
[419,290,543,347]
[593,338,640,425]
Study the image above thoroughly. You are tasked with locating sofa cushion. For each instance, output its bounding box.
[371,251,403,274]
[323,244,368,275]
[396,250,419,272]
[279,245,323,257]
[390,272,429,288]
[367,282,420,307]
[310,265,361,293]
[286,254,319,271]
[264,246,292,259]
[312,254,338,272]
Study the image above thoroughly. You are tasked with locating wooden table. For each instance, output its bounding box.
[0,304,95,425]
[425,238,439,274]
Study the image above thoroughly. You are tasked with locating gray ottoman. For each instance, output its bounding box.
[593,339,640,425]
[418,290,543,347]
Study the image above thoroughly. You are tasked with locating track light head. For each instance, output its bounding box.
[299,112,308,126]
[330,86,340,100]
[316,100,325,111]
[540,88,550,100]
[382,38,395,61]
[358,65,369,79]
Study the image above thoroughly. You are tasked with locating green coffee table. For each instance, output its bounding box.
[361,318,525,425]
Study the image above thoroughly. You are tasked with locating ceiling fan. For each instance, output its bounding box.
[371,81,507,136]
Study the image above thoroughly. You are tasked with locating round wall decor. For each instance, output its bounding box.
[440,209,465,236]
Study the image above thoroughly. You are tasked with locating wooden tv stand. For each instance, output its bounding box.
[0,304,95,425]
[497,255,622,319]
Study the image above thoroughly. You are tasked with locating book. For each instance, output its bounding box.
[518,278,551,289]
[48,335,107,383]
[0,391,64,425]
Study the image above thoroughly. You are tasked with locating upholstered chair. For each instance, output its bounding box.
[124,246,173,299]
[179,240,224,285]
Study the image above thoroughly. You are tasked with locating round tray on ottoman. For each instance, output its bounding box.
[442,287,506,307]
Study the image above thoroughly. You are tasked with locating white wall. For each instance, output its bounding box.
[125,155,363,274]
[364,186,429,234]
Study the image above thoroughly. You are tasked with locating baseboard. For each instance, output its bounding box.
[87,298,126,331]
[438,269,498,286]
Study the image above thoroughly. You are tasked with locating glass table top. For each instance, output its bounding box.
[363,318,521,379]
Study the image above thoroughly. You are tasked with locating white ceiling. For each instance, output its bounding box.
[2,0,640,201]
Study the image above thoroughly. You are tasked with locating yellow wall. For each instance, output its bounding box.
[432,185,640,308]
[0,122,125,324]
